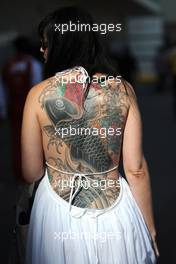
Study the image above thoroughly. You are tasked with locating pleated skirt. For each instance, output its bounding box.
[25,169,156,264]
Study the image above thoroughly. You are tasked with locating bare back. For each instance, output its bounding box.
[26,68,130,209]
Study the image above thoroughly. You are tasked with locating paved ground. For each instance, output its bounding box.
[0,87,175,263]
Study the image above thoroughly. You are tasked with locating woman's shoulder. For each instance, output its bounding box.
[29,76,55,94]
[24,76,56,113]
[27,75,57,99]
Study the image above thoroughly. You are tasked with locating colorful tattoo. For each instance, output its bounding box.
[38,68,129,209]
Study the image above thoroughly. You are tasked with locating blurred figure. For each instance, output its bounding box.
[2,36,43,181]
[168,43,176,118]
[116,46,137,85]
[155,45,170,93]
[0,75,7,168]
[0,75,7,122]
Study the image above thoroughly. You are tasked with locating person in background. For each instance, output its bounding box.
[2,35,43,180]
[0,75,7,122]
[155,45,171,93]
[116,46,137,85]
[168,43,176,119]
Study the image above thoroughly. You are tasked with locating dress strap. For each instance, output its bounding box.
[45,161,118,175]
[55,65,89,91]
[45,161,119,218]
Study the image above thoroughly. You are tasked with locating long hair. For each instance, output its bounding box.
[38,6,128,99]
[39,6,118,74]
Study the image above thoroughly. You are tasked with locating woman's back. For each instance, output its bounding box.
[33,67,130,209]
[23,6,158,262]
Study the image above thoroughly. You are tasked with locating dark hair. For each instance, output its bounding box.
[38,6,130,100]
[38,6,118,76]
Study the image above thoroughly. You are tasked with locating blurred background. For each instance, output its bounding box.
[0,0,176,263]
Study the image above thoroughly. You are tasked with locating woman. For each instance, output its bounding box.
[22,6,159,264]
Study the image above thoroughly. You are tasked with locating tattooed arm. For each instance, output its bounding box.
[21,85,45,183]
[122,82,159,256]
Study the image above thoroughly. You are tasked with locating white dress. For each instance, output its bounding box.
[25,165,156,264]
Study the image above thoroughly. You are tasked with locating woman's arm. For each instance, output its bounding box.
[21,86,45,183]
[122,82,159,256]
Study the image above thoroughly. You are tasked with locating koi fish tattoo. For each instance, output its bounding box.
[38,68,129,209]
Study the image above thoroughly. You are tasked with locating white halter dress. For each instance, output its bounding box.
[25,161,156,264]
[25,66,156,263]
